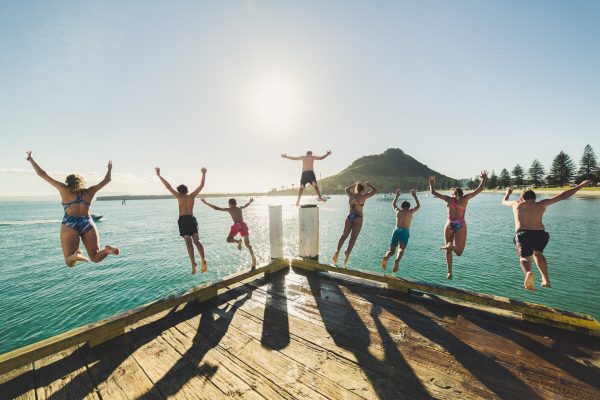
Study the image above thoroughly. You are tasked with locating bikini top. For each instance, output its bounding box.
[349,195,365,215]
[448,197,466,218]
[62,192,91,212]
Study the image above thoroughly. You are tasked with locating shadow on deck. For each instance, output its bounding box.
[1,267,599,399]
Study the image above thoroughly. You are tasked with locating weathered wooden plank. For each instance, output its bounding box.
[0,260,288,376]
[242,272,587,399]
[33,346,99,400]
[0,363,36,400]
[288,259,600,334]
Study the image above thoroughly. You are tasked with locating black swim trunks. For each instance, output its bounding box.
[300,170,317,187]
[513,229,550,257]
[178,215,198,236]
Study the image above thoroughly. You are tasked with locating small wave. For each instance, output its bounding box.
[0,220,61,226]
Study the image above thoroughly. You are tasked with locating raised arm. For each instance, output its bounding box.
[87,161,113,196]
[190,168,207,197]
[428,176,450,201]
[26,151,65,191]
[281,153,303,161]
[201,198,228,211]
[314,150,332,160]
[240,197,254,209]
[345,182,358,196]
[410,189,420,212]
[155,167,179,197]
[540,180,592,207]
[463,170,488,200]
[363,181,378,199]
[392,188,400,210]
[502,187,515,207]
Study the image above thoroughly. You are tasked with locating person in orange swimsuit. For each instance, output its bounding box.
[429,171,487,279]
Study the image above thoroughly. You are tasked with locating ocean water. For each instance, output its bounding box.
[0,194,599,354]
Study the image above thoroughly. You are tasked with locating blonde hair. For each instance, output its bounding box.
[65,174,86,192]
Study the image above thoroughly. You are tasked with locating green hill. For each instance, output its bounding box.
[318,148,459,193]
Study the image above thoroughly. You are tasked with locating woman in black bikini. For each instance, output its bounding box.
[333,181,378,266]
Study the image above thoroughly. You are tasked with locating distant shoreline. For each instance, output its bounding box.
[481,188,600,198]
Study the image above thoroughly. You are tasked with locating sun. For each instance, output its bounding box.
[253,77,297,128]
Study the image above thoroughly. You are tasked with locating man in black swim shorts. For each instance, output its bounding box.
[502,180,592,290]
[281,150,332,206]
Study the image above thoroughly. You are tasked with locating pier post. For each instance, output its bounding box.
[269,205,283,260]
[299,204,319,261]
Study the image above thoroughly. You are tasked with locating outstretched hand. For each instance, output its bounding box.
[479,170,488,180]
[326,150,332,156]
[249,197,254,203]
[107,160,112,171]
[26,150,32,161]
[581,180,593,187]
[410,189,417,196]
[201,198,207,203]
[155,167,161,176]
[201,167,207,174]
[505,187,514,195]
[395,188,401,195]
[428,176,436,185]
[281,153,287,158]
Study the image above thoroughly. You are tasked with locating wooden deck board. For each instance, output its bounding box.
[1,267,599,400]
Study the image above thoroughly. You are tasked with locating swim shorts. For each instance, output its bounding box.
[178,215,198,236]
[513,229,550,257]
[391,227,410,247]
[229,221,249,238]
[300,170,317,187]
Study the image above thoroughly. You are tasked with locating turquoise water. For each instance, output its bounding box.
[1,194,599,354]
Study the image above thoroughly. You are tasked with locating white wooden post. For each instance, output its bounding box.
[269,205,283,260]
[299,204,319,260]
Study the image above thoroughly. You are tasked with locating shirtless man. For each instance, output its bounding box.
[382,189,420,272]
[281,150,332,206]
[156,167,207,275]
[502,180,592,290]
[202,198,257,269]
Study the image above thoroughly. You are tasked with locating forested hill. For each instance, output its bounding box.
[318,148,459,193]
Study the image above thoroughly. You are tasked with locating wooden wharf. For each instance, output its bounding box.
[1,258,599,400]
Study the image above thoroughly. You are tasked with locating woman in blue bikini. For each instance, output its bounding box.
[26,151,120,267]
[333,181,378,266]
[429,171,487,280]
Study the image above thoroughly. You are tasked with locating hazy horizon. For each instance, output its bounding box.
[1,1,598,196]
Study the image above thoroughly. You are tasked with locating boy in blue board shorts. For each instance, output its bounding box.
[382,189,420,272]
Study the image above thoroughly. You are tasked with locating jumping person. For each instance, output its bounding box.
[155,167,207,275]
[382,189,420,273]
[429,171,488,280]
[333,181,378,266]
[26,151,119,267]
[281,150,332,206]
[201,198,257,269]
[502,181,592,290]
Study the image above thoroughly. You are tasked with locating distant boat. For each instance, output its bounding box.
[91,214,103,222]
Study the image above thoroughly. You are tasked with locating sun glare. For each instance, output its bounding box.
[253,77,297,128]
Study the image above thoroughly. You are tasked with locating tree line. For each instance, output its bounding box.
[465,144,598,189]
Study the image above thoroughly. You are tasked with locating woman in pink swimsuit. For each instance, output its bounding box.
[429,171,487,280]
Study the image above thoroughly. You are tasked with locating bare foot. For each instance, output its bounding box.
[382,256,389,270]
[332,251,339,265]
[440,242,453,251]
[524,271,535,291]
[251,256,256,269]
[318,196,327,202]
[541,279,551,288]
[201,259,207,273]
[66,250,89,267]
[392,259,400,273]
[237,240,242,251]
[296,200,300,207]
[192,263,197,275]
[447,272,453,280]
[105,246,120,255]
[343,252,350,267]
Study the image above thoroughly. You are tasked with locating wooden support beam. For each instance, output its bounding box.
[288,258,600,336]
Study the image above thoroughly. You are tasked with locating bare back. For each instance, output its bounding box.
[301,156,317,171]
[512,201,547,231]
[60,188,93,217]
[395,209,416,229]
[227,207,244,223]
[177,195,197,216]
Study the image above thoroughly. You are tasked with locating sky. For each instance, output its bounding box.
[0,0,599,196]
